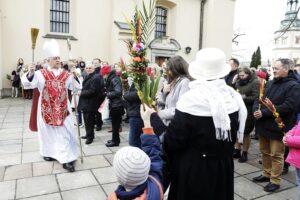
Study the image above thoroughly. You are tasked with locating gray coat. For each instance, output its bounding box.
[156,77,190,125]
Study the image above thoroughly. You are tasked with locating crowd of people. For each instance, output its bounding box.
[18,39,300,200]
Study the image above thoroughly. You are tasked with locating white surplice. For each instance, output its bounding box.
[21,68,78,164]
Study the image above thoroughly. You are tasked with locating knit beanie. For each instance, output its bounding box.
[101,65,111,76]
[113,146,151,190]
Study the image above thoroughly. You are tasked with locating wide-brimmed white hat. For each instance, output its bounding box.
[188,48,231,80]
[43,39,60,58]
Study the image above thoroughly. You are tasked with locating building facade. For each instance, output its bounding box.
[0,0,236,97]
[273,0,300,61]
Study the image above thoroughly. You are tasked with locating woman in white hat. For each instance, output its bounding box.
[150,48,247,199]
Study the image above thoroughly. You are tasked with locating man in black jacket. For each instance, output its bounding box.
[78,62,105,144]
[101,66,124,147]
[252,58,300,192]
[225,58,239,88]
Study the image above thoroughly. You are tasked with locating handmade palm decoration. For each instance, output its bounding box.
[123,0,160,109]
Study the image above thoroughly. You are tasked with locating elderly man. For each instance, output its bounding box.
[252,58,300,192]
[78,62,105,144]
[225,58,239,88]
[21,39,78,172]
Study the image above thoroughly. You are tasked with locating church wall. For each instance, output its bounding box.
[0,0,236,96]
[202,0,235,58]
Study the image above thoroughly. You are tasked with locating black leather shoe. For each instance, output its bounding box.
[264,182,280,192]
[85,139,93,145]
[282,167,289,175]
[63,162,75,172]
[252,175,270,183]
[233,149,241,159]
[95,126,102,131]
[81,136,87,139]
[44,157,55,161]
[105,141,119,147]
[238,151,248,163]
[106,140,113,144]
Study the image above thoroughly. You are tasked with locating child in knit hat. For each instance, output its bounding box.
[108,105,164,200]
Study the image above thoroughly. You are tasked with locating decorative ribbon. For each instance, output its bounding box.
[259,96,285,133]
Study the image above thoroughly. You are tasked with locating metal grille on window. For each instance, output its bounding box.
[155,7,167,38]
[50,0,70,33]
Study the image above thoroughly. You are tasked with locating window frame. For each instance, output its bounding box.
[50,0,70,34]
[155,7,168,38]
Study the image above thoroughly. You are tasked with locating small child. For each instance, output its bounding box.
[283,121,300,200]
[108,106,163,200]
[11,70,20,98]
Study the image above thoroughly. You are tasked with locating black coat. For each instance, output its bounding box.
[253,71,300,140]
[156,109,239,200]
[225,69,238,88]
[235,74,260,134]
[106,72,123,108]
[78,72,105,112]
[123,84,141,117]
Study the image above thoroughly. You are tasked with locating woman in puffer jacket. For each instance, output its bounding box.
[283,121,300,200]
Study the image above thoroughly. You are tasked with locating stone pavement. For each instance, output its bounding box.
[0,98,298,200]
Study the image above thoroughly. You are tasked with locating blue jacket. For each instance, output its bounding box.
[114,134,163,200]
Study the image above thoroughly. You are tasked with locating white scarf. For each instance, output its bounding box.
[176,79,247,143]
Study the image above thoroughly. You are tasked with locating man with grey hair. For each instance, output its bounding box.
[78,61,105,144]
[252,58,300,192]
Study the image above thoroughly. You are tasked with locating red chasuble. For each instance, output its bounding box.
[29,69,70,131]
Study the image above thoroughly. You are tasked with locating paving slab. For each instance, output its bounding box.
[82,144,112,156]
[22,138,40,152]
[102,182,119,196]
[234,160,261,175]
[75,155,111,170]
[92,167,117,184]
[17,193,61,200]
[16,175,59,199]
[0,139,22,145]
[22,151,44,164]
[0,144,22,154]
[32,161,53,177]
[234,176,268,199]
[57,170,98,191]
[255,186,298,200]
[0,132,23,140]
[104,154,114,166]
[0,180,16,200]
[0,153,21,166]
[4,163,32,181]
[234,194,244,200]
[0,166,5,181]
[52,162,69,174]
[61,186,107,200]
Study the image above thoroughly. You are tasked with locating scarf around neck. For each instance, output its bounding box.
[176,79,247,143]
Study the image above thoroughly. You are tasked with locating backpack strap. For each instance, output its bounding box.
[149,175,164,200]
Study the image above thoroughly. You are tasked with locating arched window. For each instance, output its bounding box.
[50,0,70,33]
[155,7,167,38]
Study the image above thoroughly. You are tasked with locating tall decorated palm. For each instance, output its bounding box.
[124,0,160,109]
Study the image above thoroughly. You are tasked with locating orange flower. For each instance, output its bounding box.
[133,57,142,62]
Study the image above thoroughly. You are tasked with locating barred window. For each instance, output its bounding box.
[155,7,167,38]
[50,0,70,33]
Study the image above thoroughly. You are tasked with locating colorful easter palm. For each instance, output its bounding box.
[124,0,160,109]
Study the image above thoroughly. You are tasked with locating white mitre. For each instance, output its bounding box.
[43,39,60,58]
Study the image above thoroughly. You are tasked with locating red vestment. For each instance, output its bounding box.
[29,69,70,131]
